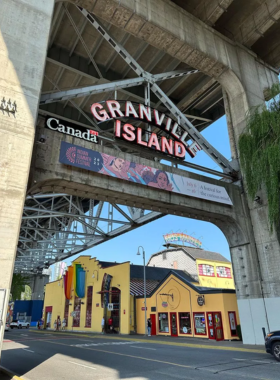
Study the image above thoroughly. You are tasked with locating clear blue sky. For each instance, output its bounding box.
[62,115,232,270]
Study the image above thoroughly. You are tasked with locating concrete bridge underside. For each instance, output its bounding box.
[1,0,280,348]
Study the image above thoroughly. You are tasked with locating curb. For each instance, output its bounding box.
[0,366,26,380]
[32,330,266,354]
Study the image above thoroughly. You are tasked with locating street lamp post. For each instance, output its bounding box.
[137,246,147,336]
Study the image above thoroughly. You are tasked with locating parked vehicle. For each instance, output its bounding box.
[265,330,280,361]
[10,320,30,329]
[5,323,10,332]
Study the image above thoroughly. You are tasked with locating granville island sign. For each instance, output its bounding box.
[90,100,201,159]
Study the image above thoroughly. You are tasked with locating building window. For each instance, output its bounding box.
[73,296,81,327]
[179,312,191,334]
[85,286,93,328]
[217,266,232,278]
[162,252,167,260]
[228,311,237,336]
[194,313,206,335]
[64,299,69,327]
[158,313,169,333]
[173,261,178,269]
[198,264,215,277]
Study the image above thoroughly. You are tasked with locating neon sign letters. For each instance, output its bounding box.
[163,233,202,248]
[90,100,202,159]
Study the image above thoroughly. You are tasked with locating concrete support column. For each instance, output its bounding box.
[222,53,280,344]
[0,0,54,357]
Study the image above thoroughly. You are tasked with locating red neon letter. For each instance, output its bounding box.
[91,103,109,122]
[139,104,152,122]
[148,132,160,151]
[137,128,147,146]
[125,101,139,118]
[171,122,180,139]
[165,118,172,131]
[161,137,173,155]
[122,123,135,142]
[115,120,121,137]
[174,141,186,158]
[106,100,124,118]
[154,109,165,126]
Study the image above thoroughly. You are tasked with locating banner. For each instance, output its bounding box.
[64,266,73,300]
[101,273,112,308]
[59,141,233,206]
[164,233,202,248]
[73,263,86,298]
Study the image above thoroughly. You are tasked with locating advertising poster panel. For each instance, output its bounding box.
[59,141,233,206]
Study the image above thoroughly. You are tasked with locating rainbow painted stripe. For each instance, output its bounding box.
[164,233,202,248]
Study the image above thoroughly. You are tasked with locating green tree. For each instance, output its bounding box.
[21,285,32,300]
[11,273,30,301]
[238,83,280,231]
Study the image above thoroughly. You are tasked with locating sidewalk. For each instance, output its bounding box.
[31,328,266,353]
[0,366,24,380]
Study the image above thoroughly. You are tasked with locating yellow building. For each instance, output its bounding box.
[148,244,235,289]
[43,255,240,341]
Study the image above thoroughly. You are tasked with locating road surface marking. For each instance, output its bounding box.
[32,330,265,353]
[68,361,96,370]
[20,334,28,337]
[44,340,192,369]
[233,358,247,361]
[23,349,34,353]
[130,346,156,350]
[71,341,141,347]
[252,360,274,363]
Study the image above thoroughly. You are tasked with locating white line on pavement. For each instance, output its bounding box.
[68,361,96,370]
[23,349,34,353]
[130,346,156,350]
[252,360,274,363]
[20,334,28,337]
[233,358,246,361]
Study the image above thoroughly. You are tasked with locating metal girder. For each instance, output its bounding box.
[15,194,163,274]
[152,69,199,82]
[40,77,145,105]
[150,82,232,172]
[64,4,103,78]
[75,6,236,175]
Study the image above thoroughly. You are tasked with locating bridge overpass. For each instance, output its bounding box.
[1,0,280,348]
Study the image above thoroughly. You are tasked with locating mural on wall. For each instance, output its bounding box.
[59,141,233,206]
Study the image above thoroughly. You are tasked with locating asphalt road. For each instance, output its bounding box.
[1,329,279,380]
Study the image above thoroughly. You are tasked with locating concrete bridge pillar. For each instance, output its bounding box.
[27,274,50,301]
[221,61,280,344]
[0,0,54,357]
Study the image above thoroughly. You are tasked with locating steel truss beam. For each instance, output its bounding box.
[42,6,235,176]
[15,194,163,274]
[40,77,145,104]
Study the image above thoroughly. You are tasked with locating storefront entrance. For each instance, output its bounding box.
[207,312,224,341]
[170,312,178,337]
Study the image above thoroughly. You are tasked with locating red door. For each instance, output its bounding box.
[150,314,156,336]
[213,312,224,341]
[207,312,215,340]
[170,312,178,337]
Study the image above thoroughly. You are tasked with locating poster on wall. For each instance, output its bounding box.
[59,141,233,205]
